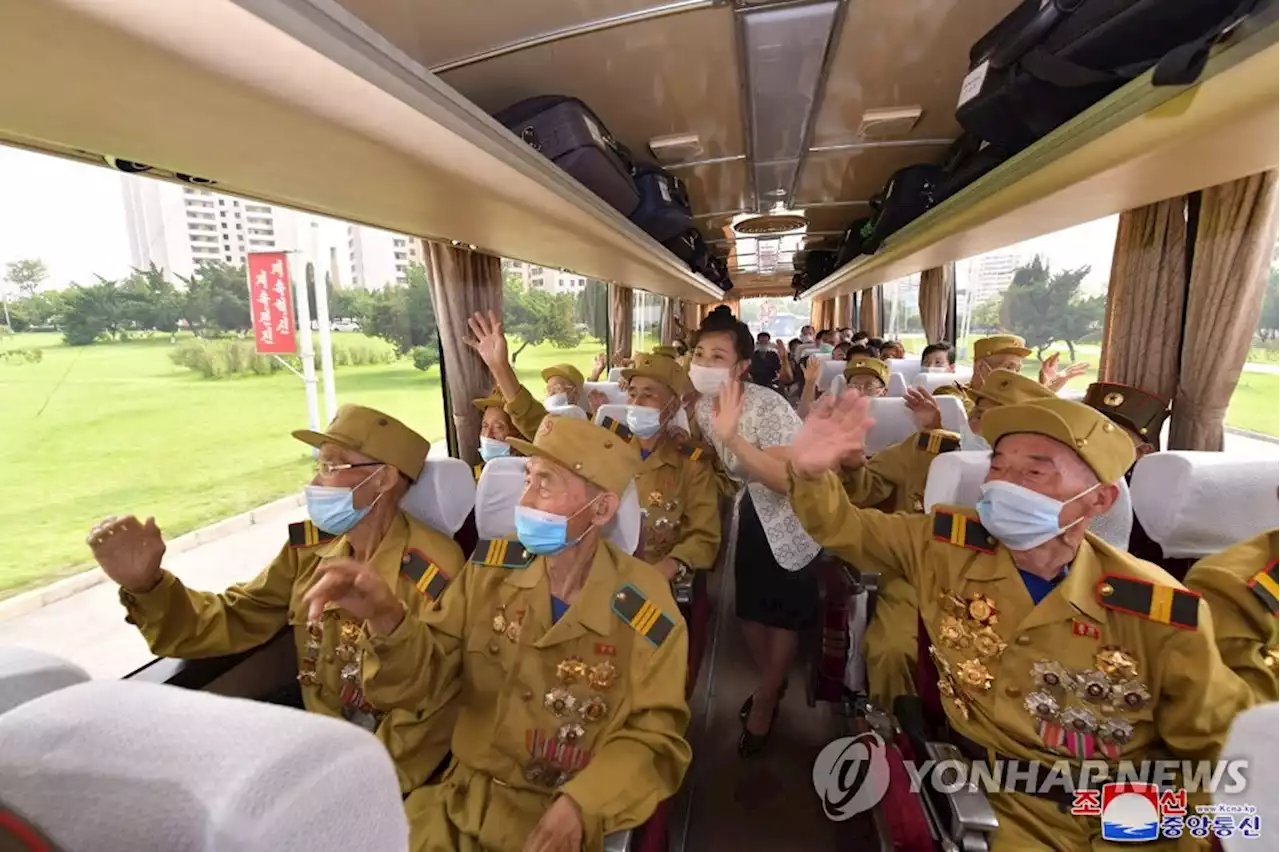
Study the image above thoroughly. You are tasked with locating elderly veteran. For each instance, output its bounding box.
[785,393,1251,851]
[86,405,464,795]
[475,387,520,480]
[302,415,691,852]
[1083,382,1171,464]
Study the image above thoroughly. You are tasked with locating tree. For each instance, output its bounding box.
[574,280,610,341]
[357,262,439,371]
[118,265,184,332]
[61,279,127,345]
[1258,265,1279,343]
[505,279,582,361]
[5,259,49,298]
[180,261,252,336]
[999,256,1105,359]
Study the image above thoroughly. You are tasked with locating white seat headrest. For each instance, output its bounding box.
[608,367,625,383]
[864,398,967,454]
[887,373,908,398]
[592,403,691,436]
[545,404,587,421]
[924,452,1133,550]
[0,647,89,716]
[0,681,408,852]
[819,359,844,389]
[399,457,476,536]
[474,457,640,554]
[796,346,819,359]
[1218,702,1279,851]
[914,368,973,393]
[828,374,847,397]
[1130,451,1280,558]
[886,358,922,382]
[584,381,627,406]
[809,352,832,362]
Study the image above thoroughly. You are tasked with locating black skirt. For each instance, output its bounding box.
[734,491,819,631]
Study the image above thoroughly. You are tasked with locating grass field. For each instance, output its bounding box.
[0,332,604,597]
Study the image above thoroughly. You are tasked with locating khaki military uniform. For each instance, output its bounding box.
[504,386,551,442]
[360,415,691,852]
[934,335,1033,414]
[787,398,1253,851]
[1185,529,1279,704]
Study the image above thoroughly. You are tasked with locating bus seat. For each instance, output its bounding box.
[608,367,625,383]
[828,374,847,397]
[886,358,922,383]
[400,457,477,537]
[592,404,691,440]
[864,398,966,454]
[913,368,973,394]
[0,680,409,852]
[887,372,908,397]
[1217,701,1278,851]
[0,646,89,716]
[585,381,627,406]
[1130,451,1279,560]
[819,359,844,390]
[546,405,588,421]
[924,452,1134,550]
[474,457,641,554]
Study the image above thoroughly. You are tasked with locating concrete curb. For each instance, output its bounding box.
[0,493,306,623]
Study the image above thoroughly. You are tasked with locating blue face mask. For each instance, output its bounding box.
[479,436,511,462]
[624,405,663,439]
[513,496,602,556]
[819,343,834,354]
[304,468,383,535]
[976,480,1098,551]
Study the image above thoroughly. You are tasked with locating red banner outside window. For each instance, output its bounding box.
[247,252,296,355]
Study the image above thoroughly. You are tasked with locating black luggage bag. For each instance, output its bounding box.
[835,217,870,269]
[932,134,1009,203]
[858,164,944,255]
[630,165,695,242]
[956,0,1262,154]
[495,95,640,217]
[804,250,838,284]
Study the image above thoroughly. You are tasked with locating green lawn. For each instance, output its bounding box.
[0,332,604,597]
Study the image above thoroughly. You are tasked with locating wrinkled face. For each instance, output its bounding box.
[847,375,886,397]
[480,406,514,441]
[313,442,392,509]
[922,350,953,371]
[985,433,1115,526]
[968,396,999,435]
[692,331,748,379]
[974,354,1024,387]
[832,343,851,361]
[520,456,617,536]
[545,376,579,404]
[881,343,905,360]
[626,376,676,418]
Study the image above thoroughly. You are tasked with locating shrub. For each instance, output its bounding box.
[410,345,438,372]
[170,338,397,378]
[0,347,43,366]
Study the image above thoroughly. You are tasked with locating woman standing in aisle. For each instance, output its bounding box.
[689,309,822,757]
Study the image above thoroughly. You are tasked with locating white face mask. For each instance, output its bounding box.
[624,404,663,439]
[961,429,990,452]
[544,393,570,409]
[976,480,1100,551]
[689,364,731,396]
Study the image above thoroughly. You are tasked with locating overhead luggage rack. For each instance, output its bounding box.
[0,0,725,302]
[805,15,1279,299]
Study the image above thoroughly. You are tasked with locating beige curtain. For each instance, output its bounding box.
[835,294,853,329]
[918,264,954,344]
[609,284,634,359]
[859,287,881,336]
[1099,197,1188,398]
[1170,170,1279,450]
[424,241,503,464]
[810,298,836,330]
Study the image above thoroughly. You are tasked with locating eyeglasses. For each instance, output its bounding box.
[313,461,382,477]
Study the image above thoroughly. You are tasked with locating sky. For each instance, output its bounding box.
[0,143,1119,292]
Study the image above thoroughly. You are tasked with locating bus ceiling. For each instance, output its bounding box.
[2,0,1276,301]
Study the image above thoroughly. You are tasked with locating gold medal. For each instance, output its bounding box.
[966,593,998,626]
[587,660,617,690]
[956,659,993,691]
[971,626,1007,660]
[938,615,970,650]
[339,621,363,645]
[648,491,664,507]
[1094,646,1138,680]
[557,657,588,684]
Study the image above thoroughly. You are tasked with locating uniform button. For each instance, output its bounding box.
[523,689,535,701]
[1005,686,1021,698]
[488,642,500,654]
[1015,634,1032,646]
[324,654,334,663]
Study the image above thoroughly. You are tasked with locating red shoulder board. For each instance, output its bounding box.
[1248,560,1279,616]
[0,803,63,851]
[401,549,449,601]
[932,510,996,554]
[288,520,335,549]
[1097,574,1200,630]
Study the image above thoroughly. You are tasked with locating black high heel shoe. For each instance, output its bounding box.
[737,703,780,758]
[737,677,789,723]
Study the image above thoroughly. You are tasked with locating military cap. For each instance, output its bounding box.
[844,356,890,385]
[472,386,507,412]
[981,398,1136,484]
[541,364,585,388]
[506,415,641,496]
[623,353,692,397]
[972,369,1057,407]
[974,334,1032,360]
[1083,382,1170,440]
[293,404,429,481]
[652,345,681,359]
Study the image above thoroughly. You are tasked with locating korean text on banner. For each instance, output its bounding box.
[247,251,296,355]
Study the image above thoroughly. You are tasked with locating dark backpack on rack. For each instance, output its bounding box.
[804,250,838,284]
[955,0,1265,154]
[629,165,695,243]
[858,164,945,254]
[494,95,640,217]
[835,217,871,268]
[932,134,1010,203]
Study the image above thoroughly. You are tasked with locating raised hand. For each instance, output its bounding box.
[465,311,510,367]
[586,389,608,414]
[1039,352,1092,392]
[87,515,166,594]
[710,379,745,443]
[790,391,876,477]
[303,557,403,634]
[803,356,822,386]
[903,386,943,432]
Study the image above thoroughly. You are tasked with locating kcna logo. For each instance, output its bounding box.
[812,731,891,821]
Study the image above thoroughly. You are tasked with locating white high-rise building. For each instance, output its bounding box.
[346,225,424,290]
[502,260,589,295]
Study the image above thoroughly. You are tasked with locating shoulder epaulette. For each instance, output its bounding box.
[1247,560,1279,616]
[932,510,996,554]
[599,416,634,441]
[288,520,335,549]
[676,443,705,461]
[917,430,962,454]
[1097,574,1200,630]
[470,538,535,570]
[401,549,449,600]
[472,462,484,483]
[612,583,676,648]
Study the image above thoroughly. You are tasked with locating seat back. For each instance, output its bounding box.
[819,359,845,390]
[923,452,1134,550]
[592,404,692,437]
[864,398,968,455]
[0,647,89,716]
[399,457,477,536]
[913,368,973,394]
[608,367,625,383]
[886,358,922,384]
[1218,702,1279,851]
[474,456,641,554]
[1130,451,1279,559]
[887,372,908,398]
[0,680,408,852]
[545,404,587,421]
[584,381,627,406]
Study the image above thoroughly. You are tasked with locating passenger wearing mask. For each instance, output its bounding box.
[934,334,1032,412]
[815,329,838,354]
[613,354,721,584]
[750,332,784,390]
[690,311,823,757]
[916,369,1057,452]
[472,389,520,481]
[879,340,906,361]
[799,324,816,344]
[86,405,463,795]
[543,364,586,412]
[831,341,852,361]
[838,327,854,344]
[787,393,1252,851]
[921,342,956,372]
[304,416,691,852]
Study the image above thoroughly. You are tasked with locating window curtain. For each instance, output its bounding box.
[424,241,503,464]
[1098,197,1188,400]
[859,287,882,336]
[1170,170,1279,451]
[835,294,853,329]
[917,264,954,344]
[810,298,836,330]
[660,297,678,345]
[609,283,634,359]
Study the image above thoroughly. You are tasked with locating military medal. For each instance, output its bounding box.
[966,593,998,626]
[579,695,607,723]
[1094,646,1138,680]
[1116,679,1150,711]
[1096,719,1133,760]
[1024,691,1060,721]
[938,615,971,650]
[1059,708,1097,759]
[588,660,617,690]
[648,491,663,507]
[1031,661,1073,692]
[492,606,508,634]
[971,626,1006,660]
[297,665,318,686]
[956,659,993,691]
[557,722,585,744]
[1075,670,1114,705]
[557,657,587,684]
[545,689,576,717]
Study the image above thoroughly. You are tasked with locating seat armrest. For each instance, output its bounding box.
[923,741,1000,847]
[602,829,633,852]
[671,576,693,606]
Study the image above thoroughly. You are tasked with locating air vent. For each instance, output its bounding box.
[649,133,703,165]
[733,213,808,235]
